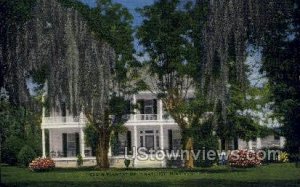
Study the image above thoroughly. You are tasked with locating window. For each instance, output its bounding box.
[140,136,144,147]
[274,135,280,140]
[67,134,76,157]
[156,135,160,149]
[144,100,154,114]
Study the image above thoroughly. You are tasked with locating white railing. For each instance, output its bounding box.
[43,116,87,124]
[43,114,174,125]
[126,114,174,121]
[136,114,158,120]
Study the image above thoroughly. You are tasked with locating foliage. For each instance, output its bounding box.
[124,159,130,168]
[29,158,55,172]
[260,0,300,155]
[137,0,209,169]
[0,98,42,165]
[2,136,24,165]
[228,150,262,168]
[279,152,289,163]
[58,0,135,169]
[17,145,36,167]
[58,0,136,93]
[77,154,83,167]
[84,124,98,156]
[193,120,219,167]
[216,81,274,143]
[110,132,120,156]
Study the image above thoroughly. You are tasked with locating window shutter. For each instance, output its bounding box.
[138,100,144,114]
[62,133,67,157]
[127,131,132,151]
[126,100,131,114]
[168,130,173,150]
[75,133,80,156]
[153,99,157,114]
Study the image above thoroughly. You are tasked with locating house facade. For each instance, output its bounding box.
[41,91,285,168]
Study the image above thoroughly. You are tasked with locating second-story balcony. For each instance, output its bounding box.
[42,113,175,128]
[42,116,87,128]
[125,114,174,122]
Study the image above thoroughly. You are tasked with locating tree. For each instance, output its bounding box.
[71,0,135,168]
[260,0,300,157]
[137,0,210,168]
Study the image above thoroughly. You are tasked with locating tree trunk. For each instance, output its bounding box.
[95,130,110,169]
[183,135,194,169]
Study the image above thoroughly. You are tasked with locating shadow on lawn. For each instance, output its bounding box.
[51,166,247,174]
[2,178,299,187]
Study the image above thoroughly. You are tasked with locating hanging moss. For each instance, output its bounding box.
[1,0,115,116]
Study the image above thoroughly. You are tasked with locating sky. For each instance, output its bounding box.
[81,0,154,27]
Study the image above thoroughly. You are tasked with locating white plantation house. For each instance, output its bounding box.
[41,91,286,168]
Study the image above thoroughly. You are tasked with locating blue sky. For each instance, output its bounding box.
[81,0,154,26]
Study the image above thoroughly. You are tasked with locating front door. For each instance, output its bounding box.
[145,135,154,150]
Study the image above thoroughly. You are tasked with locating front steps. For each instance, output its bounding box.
[134,158,165,168]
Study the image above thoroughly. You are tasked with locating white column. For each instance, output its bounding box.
[108,141,112,157]
[80,128,85,157]
[280,137,285,148]
[159,125,166,167]
[133,125,137,167]
[159,99,163,120]
[256,137,262,149]
[160,125,164,150]
[42,93,46,123]
[42,128,46,158]
[49,130,51,155]
[133,94,137,121]
[248,140,253,150]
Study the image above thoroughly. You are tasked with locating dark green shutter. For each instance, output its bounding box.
[63,133,67,157]
[168,130,173,150]
[126,100,131,114]
[127,131,132,151]
[153,99,157,114]
[138,100,144,114]
[75,133,80,156]
[234,137,238,150]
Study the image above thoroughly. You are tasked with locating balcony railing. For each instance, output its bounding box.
[136,114,158,120]
[43,116,87,124]
[43,114,174,125]
[125,114,174,121]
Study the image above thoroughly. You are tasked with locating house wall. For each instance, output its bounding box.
[49,128,81,154]
[119,125,181,152]
[237,135,285,150]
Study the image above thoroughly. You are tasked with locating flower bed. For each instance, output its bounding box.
[29,158,55,171]
[228,150,262,168]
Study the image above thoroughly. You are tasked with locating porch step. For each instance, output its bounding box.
[134,158,164,168]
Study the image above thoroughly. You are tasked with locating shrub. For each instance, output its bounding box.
[17,145,36,166]
[29,158,55,172]
[2,136,24,165]
[228,150,262,168]
[166,158,182,168]
[124,159,130,168]
[77,154,83,167]
[193,120,219,167]
[262,147,281,163]
[279,152,289,163]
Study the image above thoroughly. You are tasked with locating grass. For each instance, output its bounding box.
[1,163,299,187]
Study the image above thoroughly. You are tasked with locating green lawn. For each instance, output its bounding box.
[1,163,299,187]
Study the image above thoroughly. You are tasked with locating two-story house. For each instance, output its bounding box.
[41,90,285,168]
